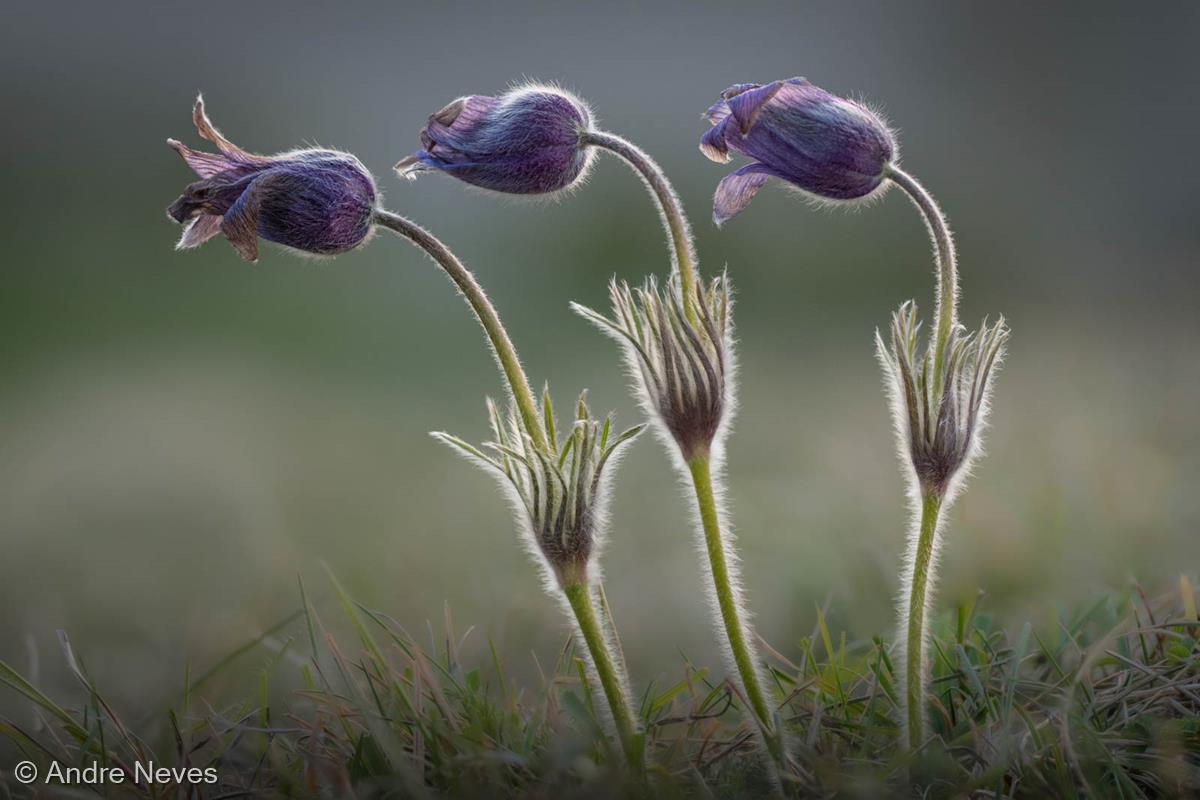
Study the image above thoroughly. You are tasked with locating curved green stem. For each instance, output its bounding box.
[687,455,777,748]
[563,579,642,772]
[904,491,943,749]
[886,166,958,398]
[583,130,700,325]
[373,209,547,452]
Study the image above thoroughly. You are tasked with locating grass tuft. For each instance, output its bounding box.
[2,579,1198,798]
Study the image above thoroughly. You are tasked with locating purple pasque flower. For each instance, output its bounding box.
[167,96,377,262]
[700,77,896,225]
[395,85,595,195]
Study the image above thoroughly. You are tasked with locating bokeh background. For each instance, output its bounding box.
[2,1,1198,722]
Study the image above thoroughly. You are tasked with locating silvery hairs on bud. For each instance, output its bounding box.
[876,302,1009,503]
[396,83,596,198]
[432,389,643,591]
[571,274,734,464]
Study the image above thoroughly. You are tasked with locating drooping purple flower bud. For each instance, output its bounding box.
[166,96,377,262]
[700,78,896,225]
[395,85,595,195]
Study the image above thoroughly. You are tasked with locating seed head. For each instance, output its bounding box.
[877,302,1008,498]
[700,78,896,224]
[166,96,377,261]
[433,390,642,584]
[396,84,595,196]
[573,275,732,461]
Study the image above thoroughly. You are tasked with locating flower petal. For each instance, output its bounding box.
[430,96,467,126]
[168,139,237,179]
[220,177,270,262]
[699,116,732,163]
[726,80,784,134]
[704,84,760,123]
[192,95,262,161]
[394,150,436,178]
[712,163,777,226]
[720,83,762,100]
[176,214,223,250]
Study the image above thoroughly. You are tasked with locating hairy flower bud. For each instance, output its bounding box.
[700,77,896,224]
[573,275,731,461]
[395,85,595,195]
[877,302,1008,497]
[434,391,642,584]
[166,96,377,262]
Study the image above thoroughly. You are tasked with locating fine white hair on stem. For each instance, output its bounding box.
[892,496,947,739]
[577,129,701,313]
[876,299,1008,746]
[572,276,783,771]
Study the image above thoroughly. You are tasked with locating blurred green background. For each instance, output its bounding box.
[1,1,1198,717]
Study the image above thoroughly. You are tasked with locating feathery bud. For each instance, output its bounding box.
[573,275,731,461]
[877,302,1008,498]
[434,391,642,583]
[396,85,595,195]
[700,77,895,224]
[166,96,377,262]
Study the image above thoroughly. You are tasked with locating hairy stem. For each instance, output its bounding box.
[582,130,700,325]
[562,579,642,771]
[904,491,943,749]
[886,166,958,398]
[373,209,546,452]
[687,455,778,753]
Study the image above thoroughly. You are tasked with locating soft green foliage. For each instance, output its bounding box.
[2,579,1198,798]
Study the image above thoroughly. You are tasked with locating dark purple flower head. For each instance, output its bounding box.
[395,85,595,195]
[700,78,896,225]
[167,96,377,262]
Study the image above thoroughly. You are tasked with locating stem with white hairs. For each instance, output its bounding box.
[902,491,943,749]
[563,576,643,772]
[373,209,547,453]
[688,454,781,763]
[582,130,700,325]
[885,166,958,397]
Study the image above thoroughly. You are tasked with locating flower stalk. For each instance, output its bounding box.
[688,454,779,759]
[575,275,785,771]
[563,578,642,769]
[581,130,700,325]
[885,166,958,399]
[903,492,942,747]
[371,209,546,452]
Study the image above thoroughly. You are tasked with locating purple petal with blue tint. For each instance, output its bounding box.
[725,80,784,134]
[713,163,779,226]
